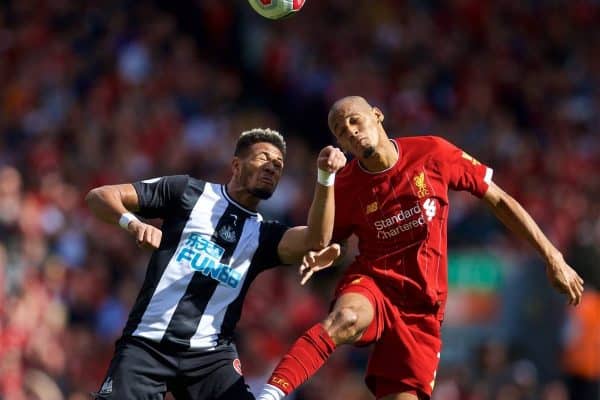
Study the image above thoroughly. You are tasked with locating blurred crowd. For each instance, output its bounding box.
[0,0,598,399]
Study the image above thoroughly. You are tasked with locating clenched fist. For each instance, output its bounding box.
[317,146,346,174]
[127,220,162,250]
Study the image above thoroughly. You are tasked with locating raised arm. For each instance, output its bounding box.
[85,183,162,249]
[483,181,584,305]
[277,146,346,264]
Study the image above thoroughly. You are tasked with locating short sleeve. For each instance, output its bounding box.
[252,220,289,271]
[436,138,493,198]
[132,175,189,219]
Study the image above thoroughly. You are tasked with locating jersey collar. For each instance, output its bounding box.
[357,139,400,175]
[220,185,259,216]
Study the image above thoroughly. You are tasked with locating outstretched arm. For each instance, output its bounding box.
[85,184,162,249]
[277,146,346,264]
[483,181,584,305]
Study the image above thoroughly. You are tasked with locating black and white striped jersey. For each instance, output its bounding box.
[121,175,288,351]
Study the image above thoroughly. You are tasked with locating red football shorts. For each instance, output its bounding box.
[334,273,442,399]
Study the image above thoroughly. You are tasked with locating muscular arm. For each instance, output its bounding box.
[85,184,162,249]
[278,146,346,265]
[483,181,584,304]
[85,184,140,225]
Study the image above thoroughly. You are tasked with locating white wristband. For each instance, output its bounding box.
[317,168,335,187]
[118,212,139,230]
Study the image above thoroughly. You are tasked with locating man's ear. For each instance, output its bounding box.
[373,107,384,123]
[231,157,241,177]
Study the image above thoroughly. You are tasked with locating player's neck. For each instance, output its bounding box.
[225,182,260,211]
[359,139,398,173]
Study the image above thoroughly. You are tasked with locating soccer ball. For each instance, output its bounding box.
[247,0,305,20]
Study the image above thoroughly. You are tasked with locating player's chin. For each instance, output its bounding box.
[362,146,375,158]
[249,185,275,200]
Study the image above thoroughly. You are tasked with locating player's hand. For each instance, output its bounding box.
[545,252,584,306]
[317,146,346,174]
[128,220,162,250]
[299,243,341,285]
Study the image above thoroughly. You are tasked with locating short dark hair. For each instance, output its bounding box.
[234,128,286,158]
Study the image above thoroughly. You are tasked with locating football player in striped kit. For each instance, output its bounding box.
[86,128,346,400]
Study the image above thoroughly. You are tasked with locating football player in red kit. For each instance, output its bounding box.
[257,96,584,400]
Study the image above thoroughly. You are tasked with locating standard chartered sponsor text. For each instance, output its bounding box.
[373,204,425,239]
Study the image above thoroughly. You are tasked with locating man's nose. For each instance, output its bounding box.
[263,163,276,173]
[344,123,357,136]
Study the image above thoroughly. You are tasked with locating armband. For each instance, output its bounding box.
[118,212,139,230]
[317,169,335,187]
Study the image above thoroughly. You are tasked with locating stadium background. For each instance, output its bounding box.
[0,0,599,399]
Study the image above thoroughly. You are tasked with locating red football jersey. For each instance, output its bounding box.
[333,136,493,316]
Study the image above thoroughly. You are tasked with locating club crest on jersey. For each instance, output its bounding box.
[218,225,237,243]
[413,172,429,198]
[366,201,378,214]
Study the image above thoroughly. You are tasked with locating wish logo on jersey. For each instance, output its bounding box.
[175,233,241,288]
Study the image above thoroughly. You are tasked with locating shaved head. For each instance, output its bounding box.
[331,96,372,112]
[328,96,373,132]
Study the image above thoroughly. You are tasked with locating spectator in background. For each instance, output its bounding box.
[562,291,600,400]
[23,369,65,400]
